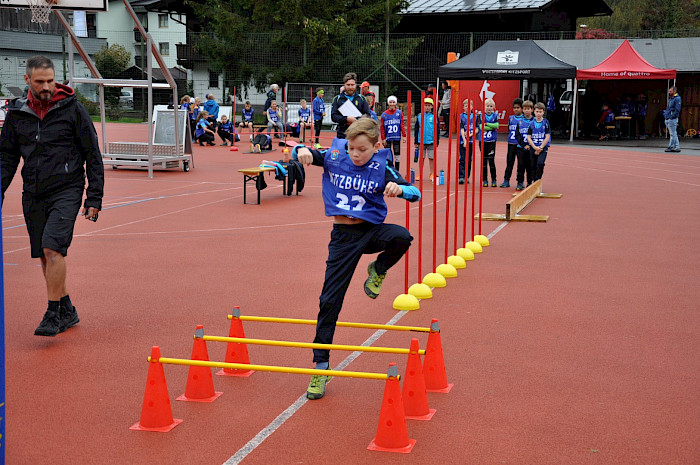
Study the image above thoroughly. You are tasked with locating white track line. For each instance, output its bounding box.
[222,225,507,465]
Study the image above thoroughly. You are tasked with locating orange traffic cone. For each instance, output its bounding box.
[177,325,224,402]
[402,338,436,420]
[130,346,184,432]
[216,306,253,377]
[367,363,416,453]
[423,319,453,393]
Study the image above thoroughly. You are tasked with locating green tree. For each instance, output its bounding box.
[185,0,409,96]
[94,44,131,107]
[578,0,700,32]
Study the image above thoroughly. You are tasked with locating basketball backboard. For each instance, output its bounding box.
[0,0,107,11]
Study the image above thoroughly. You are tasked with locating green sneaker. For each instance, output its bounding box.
[314,143,323,149]
[307,367,332,400]
[364,260,386,299]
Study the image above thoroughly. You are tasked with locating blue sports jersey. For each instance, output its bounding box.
[528,118,551,148]
[313,96,325,120]
[242,107,254,122]
[322,138,392,224]
[381,110,403,141]
[219,121,233,132]
[190,105,200,121]
[416,112,435,145]
[195,119,209,138]
[460,112,480,144]
[267,108,280,123]
[507,114,523,144]
[517,116,533,148]
[482,112,498,142]
[299,107,311,122]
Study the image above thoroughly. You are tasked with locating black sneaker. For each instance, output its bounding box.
[60,305,80,333]
[34,308,61,337]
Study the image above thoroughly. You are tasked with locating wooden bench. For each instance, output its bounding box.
[237,164,299,204]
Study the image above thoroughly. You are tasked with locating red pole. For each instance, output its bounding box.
[309,87,314,144]
[470,107,476,240]
[444,91,452,263]
[432,88,438,272]
[418,92,425,283]
[452,97,459,255]
[479,100,485,235]
[283,86,288,151]
[404,91,412,293]
[230,86,238,151]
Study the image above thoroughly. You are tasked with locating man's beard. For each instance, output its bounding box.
[36,90,52,101]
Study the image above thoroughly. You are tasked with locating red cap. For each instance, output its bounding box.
[361,81,370,88]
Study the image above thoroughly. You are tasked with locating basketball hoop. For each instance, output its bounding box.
[27,0,55,24]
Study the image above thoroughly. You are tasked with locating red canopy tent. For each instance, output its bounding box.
[570,40,677,140]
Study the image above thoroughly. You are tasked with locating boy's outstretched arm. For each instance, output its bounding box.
[291,145,324,166]
[385,164,421,202]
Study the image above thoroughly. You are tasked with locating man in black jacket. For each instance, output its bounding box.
[330,72,372,139]
[1,55,104,337]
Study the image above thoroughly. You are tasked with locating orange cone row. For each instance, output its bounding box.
[131,314,452,453]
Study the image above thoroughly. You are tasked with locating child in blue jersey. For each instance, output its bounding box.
[216,114,238,146]
[500,98,523,188]
[480,98,499,187]
[239,101,255,135]
[459,98,479,184]
[194,110,216,146]
[250,133,272,153]
[293,118,421,400]
[380,95,406,171]
[298,99,312,142]
[514,100,534,190]
[414,97,439,181]
[189,97,201,138]
[312,89,326,148]
[266,100,284,139]
[526,102,551,181]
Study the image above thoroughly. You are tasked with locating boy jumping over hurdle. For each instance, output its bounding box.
[293,118,421,400]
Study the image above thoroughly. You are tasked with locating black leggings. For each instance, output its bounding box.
[313,222,412,363]
[314,119,323,143]
[481,141,496,182]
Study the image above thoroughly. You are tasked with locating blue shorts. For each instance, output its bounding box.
[22,186,83,258]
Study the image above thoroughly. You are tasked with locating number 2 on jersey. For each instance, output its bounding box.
[336,193,366,211]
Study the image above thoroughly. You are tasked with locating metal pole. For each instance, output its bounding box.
[230,313,431,332]
[385,0,390,102]
[202,335,425,355]
[569,78,577,142]
[147,35,153,179]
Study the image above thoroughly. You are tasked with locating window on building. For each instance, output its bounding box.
[159,42,169,56]
[209,71,219,88]
[158,14,168,28]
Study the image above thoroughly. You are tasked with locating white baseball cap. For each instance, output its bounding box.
[387,95,397,104]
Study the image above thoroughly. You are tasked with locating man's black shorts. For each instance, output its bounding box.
[22,186,83,258]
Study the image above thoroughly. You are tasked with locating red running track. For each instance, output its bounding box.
[2,123,699,464]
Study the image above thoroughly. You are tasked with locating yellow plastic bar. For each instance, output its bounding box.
[202,335,425,355]
[228,315,431,333]
[149,356,393,380]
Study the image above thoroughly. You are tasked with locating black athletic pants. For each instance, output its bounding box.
[313,222,413,363]
[481,141,497,183]
[529,147,548,181]
[458,143,473,181]
[314,119,323,143]
[503,143,518,182]
[516,146,533,185]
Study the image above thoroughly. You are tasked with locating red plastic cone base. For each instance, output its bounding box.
[229,145,239,151]
[130,418,183,432]
[215,368,254,377]
[176,390,223,403]
[405,408,437,421]
[367,438,416,454]
[426,383,454,394]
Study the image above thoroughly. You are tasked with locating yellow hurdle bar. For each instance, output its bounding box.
[228,314,431,333]
[148,356,393,380]
[202,335,425,355]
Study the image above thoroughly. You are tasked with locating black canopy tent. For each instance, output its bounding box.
[438,40,577,80]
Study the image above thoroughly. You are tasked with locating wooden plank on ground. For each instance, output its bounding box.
[537,193,563,199]
[474,213,507,221]
[506,179,542,220]
[511,214,549,222]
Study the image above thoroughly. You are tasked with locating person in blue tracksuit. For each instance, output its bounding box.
[459,99,480,184]
[414,97,439,181]
[312,89,326,148]
[500,98,523,188]
[217,114,238,146]
[293,118,420,400]
[380,95,406,171]
[527,102,551,181]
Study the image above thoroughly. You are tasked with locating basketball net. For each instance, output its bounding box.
[27,0,55,24]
